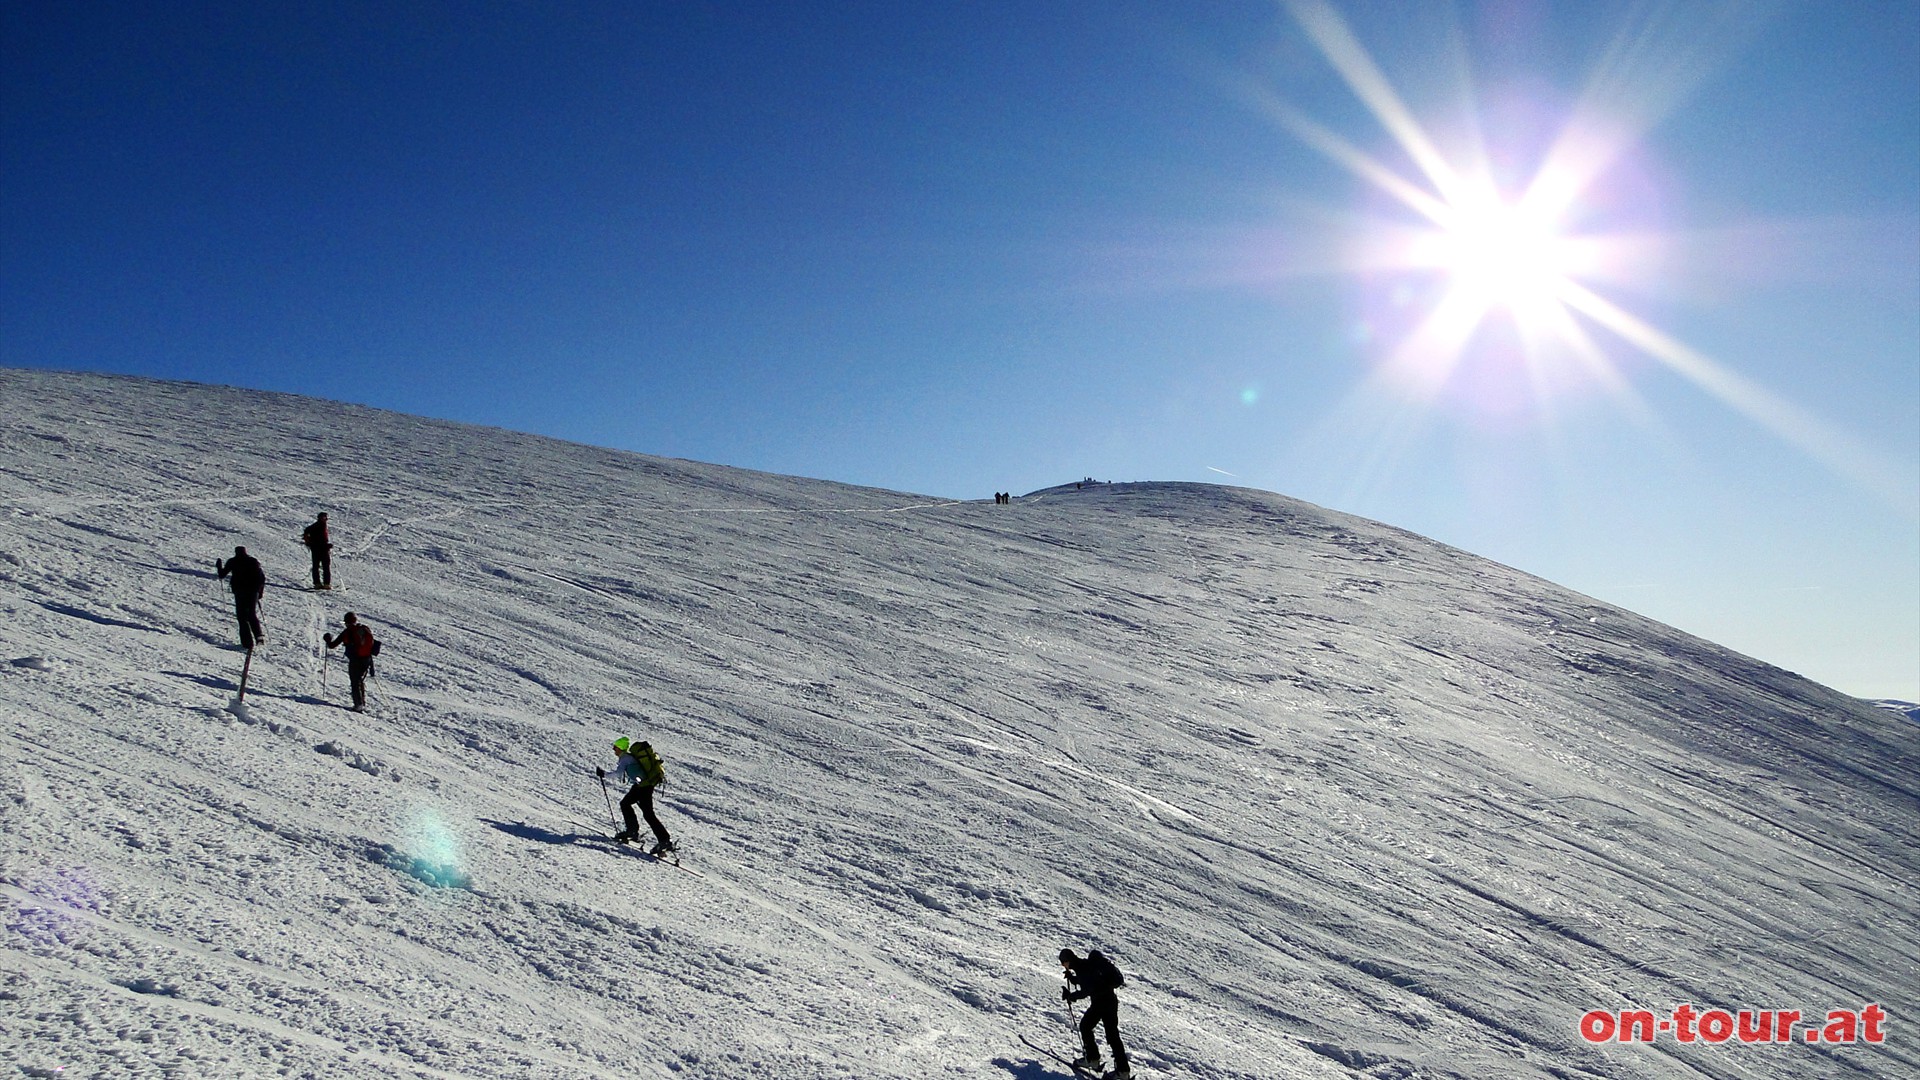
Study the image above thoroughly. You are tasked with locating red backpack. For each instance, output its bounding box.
[343,624,377,659]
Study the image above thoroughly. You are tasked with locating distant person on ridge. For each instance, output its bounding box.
[597,736,675,856]
[214,545,266,651]
[323,612,378,712]
[1060,947,1131,1078]
[302,512,333,590]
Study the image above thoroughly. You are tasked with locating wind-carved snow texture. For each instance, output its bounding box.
[0,368,1913,1079]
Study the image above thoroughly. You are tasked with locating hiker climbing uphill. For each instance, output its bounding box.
[302,512,333,589]
[1060,947,1131,1078]
[598,736,675,856]
[323,612,379,712]
[214,545,267,650]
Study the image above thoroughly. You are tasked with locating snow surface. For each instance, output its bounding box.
[1,369,1914,1080]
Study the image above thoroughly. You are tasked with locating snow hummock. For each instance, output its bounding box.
[2,369,1914,1079]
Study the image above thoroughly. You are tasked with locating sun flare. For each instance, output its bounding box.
[1423,191,1570,320]
[1261,0,1905,509]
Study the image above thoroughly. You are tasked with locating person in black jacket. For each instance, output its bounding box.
[1060,947,1131,1078]
[302,512,332,590]
[214,545,266,650]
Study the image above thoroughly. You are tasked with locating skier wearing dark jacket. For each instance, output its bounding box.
[598,736,675,856]
[323,612,376,712]
[1061,947,1131,1078]
[302,512,332,589]
[215,546,266,650]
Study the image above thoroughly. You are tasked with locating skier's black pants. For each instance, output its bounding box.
[620,784,671,847]
[233,595,263,650]
[309,546,331,588]
[346,656,371,709]
[1080,993,1128,1071]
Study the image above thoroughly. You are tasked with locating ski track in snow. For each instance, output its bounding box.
[1,370,1915,1080]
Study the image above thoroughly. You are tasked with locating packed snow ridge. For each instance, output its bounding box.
[1,369,1913,1080]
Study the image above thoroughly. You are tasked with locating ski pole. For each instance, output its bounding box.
[237,646,254,703]
[599,774,618,832]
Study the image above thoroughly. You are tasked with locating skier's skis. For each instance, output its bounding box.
[640,845,697,874]
[1018,1034,1104,1078]
[570,821,703,877]
[615,839,703,877]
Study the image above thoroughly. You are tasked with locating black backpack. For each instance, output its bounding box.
[1080,950,1125,992]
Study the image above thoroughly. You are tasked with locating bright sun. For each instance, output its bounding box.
[1430,193,1568,317]
[1250,0,1907,511]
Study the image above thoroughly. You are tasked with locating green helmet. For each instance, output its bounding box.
[613,736,630,753]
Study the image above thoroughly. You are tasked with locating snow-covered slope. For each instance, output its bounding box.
[2,369,1912,1080]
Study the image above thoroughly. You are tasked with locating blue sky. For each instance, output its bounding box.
[4,1,1915,701]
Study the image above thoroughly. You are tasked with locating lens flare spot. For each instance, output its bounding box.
[374,807,472,889]
[13,866,104,946]
[412,808,462,865]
